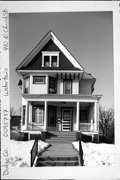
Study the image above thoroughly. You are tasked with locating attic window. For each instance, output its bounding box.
[42,51,59,67]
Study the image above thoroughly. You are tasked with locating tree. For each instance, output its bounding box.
[10,106,17,117]
[99,106,114,143]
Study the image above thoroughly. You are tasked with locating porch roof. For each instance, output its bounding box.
[22,94,102,101]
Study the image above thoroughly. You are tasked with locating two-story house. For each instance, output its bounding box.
[16,30,101,142]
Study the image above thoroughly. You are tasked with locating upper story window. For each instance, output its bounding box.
[63,80,72,94]
[49,77,57,94]
[24,77,30,94]
[22,105,26,125]
[42,51,59,67]
[33,76,46,84]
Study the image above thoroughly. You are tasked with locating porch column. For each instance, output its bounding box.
[76,101,80,131]
[29,102,32,123]
[44,101,47,130]
[25,101,28,129]
[94,101,98,132]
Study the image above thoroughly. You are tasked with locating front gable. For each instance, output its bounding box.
[16,30,83,71]
[19,40,80,70]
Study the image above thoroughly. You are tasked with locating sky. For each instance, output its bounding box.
[9,12,113,111]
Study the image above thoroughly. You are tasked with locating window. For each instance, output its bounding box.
[49,77,57,94]
[33,106,44,125]
[44,56,50,67]
[42,52,59,67]
[51,56,57,67]
[22,106,26,125]
[33,76,45,84]
[24,77,29,94]
[64,80,72,94]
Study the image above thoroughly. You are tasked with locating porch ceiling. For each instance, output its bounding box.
[22,94,102,101]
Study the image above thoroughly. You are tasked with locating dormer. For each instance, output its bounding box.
[42,51,60,67]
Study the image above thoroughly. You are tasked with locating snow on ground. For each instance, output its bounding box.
[72,141,115,166]
[10,140,49,167]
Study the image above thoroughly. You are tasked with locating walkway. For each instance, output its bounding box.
[36,143,80,166]
[41,143,78,157]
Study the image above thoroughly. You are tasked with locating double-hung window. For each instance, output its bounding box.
[33,106,44,125]
[42,52,59,67]
[49,77,57,94]
[22,105,26,125]
[64,80,72,94]
[24,77,29,94]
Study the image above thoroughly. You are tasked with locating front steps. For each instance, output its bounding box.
[35,132,80,167]
[46,131,77,143]
[36,156,79,166]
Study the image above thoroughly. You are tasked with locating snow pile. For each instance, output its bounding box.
[72,141,115,166]
[10,140,49,167]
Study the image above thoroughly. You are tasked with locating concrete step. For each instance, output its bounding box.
[46,131,77,142]
[46,137,76,140]
[36,156,79,166]
[37,160,79,166]
[46,139,76,142]
[39,156,78,161]
[47,131,76,135]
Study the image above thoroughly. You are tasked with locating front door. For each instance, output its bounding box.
[62,108,72,131]
[48,106,57,130]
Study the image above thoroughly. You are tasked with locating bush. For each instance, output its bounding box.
[99,106,114,143]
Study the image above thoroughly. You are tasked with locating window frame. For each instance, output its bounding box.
[63,79,72,94]
[22,105,26,125]
[32,105,44,125]
[24,76,30,94]
[49,77,57,94]
[33,76,46,84]
[42,51,60,67]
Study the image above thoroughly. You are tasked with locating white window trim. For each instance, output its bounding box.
[42,51,60,67]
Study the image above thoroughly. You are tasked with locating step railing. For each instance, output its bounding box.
[30,138,38,167]
[78,132,84,166]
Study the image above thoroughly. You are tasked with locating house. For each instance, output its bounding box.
[16,30,101,142]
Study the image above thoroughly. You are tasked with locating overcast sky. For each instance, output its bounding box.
[9,12,113,111]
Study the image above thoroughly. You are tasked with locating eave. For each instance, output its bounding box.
[22,94,102,102]
[16,69,83,77]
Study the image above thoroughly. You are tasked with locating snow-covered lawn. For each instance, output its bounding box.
[72,141,115,166]
[10,140,49,167]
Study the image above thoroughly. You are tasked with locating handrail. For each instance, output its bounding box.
[30,138,38,167]
[78,133,84,166]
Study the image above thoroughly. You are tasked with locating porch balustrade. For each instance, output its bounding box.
[27,123,43,131]
[79,123,94,132]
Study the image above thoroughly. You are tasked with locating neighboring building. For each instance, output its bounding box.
[16,30,101,141]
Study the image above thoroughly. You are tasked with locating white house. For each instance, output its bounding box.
[16,30,101,141]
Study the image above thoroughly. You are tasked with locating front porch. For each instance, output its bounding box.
[21,100,99,136]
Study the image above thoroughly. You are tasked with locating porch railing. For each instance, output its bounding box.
[28,123,43,131]
[80,123,94,132]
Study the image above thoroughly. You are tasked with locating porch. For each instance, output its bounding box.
[21,100,99,135]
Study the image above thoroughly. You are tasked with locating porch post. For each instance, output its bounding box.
[44,101,47,130]
[94,101,98,132]
[25,101,28,129]
[76,101,80,131]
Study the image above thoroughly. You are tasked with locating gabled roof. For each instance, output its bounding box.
[16,30,84,71]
